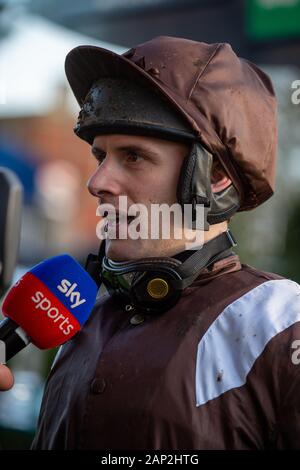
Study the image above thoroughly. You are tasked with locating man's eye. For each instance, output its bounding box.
[127,151,143,163]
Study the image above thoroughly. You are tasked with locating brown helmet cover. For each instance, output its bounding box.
[65,36,278,211]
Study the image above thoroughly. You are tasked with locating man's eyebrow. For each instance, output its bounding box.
[91,144,159,158]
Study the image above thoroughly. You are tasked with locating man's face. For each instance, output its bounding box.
[87,134,190,261]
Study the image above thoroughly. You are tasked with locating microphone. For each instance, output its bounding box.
[0,254,98,362]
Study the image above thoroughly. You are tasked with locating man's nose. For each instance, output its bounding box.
[87,159,122,198]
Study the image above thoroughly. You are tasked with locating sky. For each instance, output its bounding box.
[0,12,125,117]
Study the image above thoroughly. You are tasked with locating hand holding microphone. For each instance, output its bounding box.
[0,253,98,390]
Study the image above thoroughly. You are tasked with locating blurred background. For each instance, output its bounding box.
[0,0,300,449]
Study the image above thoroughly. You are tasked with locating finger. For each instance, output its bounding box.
[0,364,14,391]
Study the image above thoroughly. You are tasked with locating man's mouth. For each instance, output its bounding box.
[104,212,136,228]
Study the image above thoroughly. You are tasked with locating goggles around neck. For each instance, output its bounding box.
[85,230,236,314]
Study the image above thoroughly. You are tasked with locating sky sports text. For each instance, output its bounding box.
[29,279,86,335]
[31,291,75,336]
[57,279,87,309]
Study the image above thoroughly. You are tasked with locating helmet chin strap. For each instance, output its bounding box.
[177,142,241,230]
[85,230,237,314]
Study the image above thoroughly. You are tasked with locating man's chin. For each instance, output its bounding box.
[105,238,141,261]
[104,236,187,261]
[105,238,167,261]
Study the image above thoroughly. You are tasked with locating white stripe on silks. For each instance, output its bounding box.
[195,279,300,407]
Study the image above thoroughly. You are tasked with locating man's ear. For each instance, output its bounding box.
[211,159,232,193]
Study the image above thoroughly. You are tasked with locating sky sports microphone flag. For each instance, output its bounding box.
[1,254,98,359]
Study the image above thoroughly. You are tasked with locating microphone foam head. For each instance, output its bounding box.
[2,254,98,349]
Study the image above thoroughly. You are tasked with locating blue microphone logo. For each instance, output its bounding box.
[57,279,87,309]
